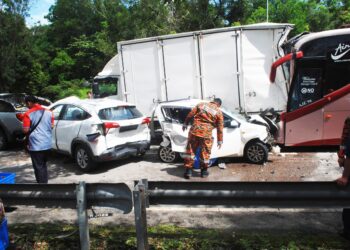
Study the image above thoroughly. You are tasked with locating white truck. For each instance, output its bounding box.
[95,22,293,116]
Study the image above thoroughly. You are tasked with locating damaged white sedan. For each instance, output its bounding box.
[155,99,274,165]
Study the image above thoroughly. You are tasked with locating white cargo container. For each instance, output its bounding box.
[95,23,293,115]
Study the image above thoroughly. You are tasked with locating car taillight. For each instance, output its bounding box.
[142,117,151,125]
[102,122,120,135]
[16,113,24,121]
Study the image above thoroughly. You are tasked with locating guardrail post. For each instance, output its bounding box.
[77,182,90,250]
[141,179,149,208]
[134,181,149,250]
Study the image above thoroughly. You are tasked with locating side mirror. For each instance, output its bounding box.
[229,120,240,128]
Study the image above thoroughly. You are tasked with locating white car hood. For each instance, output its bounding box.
[240,121,268,143]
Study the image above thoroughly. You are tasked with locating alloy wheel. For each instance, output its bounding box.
[158,146,177,163]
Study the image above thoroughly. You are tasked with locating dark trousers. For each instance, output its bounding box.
[343,208,350,233]
[29,150,49,184]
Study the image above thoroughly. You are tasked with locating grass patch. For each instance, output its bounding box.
[6,223,350,249]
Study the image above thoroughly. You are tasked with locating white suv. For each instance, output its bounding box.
[50,97,150,171]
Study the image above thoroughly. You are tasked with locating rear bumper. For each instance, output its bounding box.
[96,140,151,162]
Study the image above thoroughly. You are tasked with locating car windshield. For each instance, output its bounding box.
[221,106,247,122]
[0,94,26,109]
[98,106,143,120]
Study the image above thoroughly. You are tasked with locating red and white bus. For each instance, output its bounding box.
[270,28,350,149]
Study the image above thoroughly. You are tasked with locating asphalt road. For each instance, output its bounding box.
[0,146,346,236]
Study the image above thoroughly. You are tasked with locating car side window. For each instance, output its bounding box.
[162,107,191,124]
[0,101,14,112]
[61,105,89,121]
[50,105,64,120]
[223,113,232,127]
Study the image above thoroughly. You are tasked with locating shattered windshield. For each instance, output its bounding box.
[221,106,247,122]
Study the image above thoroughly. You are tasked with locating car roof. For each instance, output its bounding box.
[51,96,137,113]
[0,93,25,98]
[157,98,248,122]
[0,93,51,106]
[158,99,208,107]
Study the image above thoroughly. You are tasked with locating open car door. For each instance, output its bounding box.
[156,105,190,153]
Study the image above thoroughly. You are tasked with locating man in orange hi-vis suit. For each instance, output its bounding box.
[182,98,224,179]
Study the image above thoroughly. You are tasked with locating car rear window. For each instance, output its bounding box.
[98,106,143,120]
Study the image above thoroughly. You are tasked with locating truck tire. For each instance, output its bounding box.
[74,144,95,172]
[244,141,268,164]
[158,146,179,163]
[0,128,8,151]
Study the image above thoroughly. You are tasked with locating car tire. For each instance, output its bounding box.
[158,146,179,163]
[244,141,268,164]
[0,128,8,151]
[74,144,95,172]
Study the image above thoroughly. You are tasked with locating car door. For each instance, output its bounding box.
[50,104,65,150]
[155,106,190,153]
[55,104,84,152]
[210,112,242,158]
[0,100,24,141]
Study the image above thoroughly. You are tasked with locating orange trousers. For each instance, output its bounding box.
[184,134,213,169]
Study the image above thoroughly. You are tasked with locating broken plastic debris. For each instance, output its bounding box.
[218,163,226,169]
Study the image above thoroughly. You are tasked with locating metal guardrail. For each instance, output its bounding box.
[133,179,350,249]
[147,181,350,207]
[0,182,132,250]
[2,180,350,250]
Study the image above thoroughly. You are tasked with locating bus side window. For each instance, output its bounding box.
[324,62,350,94]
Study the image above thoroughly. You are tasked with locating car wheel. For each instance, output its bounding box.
[158,146,179,163]
[0,128,8,151]
[244,141,268,164]
[74,145,95,172]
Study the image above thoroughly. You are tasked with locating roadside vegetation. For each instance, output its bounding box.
[1,0,350,101]
[7,223,350,249]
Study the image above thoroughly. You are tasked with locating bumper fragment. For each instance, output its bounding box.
[96,140,151,162]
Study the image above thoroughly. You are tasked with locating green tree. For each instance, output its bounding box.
[49,50,75,83]
[168,0,224,31]
[46,0,100,47]
[127,0,173,37]
[0,0,32,93]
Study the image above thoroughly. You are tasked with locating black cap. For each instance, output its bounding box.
[213,98,222,106]
[24,95,38,103]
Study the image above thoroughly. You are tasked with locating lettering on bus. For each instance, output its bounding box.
[289,68,322,111]
[331,43,350,62]
[301,76,318,86]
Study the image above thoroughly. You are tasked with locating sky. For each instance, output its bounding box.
[26,0,55,27]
